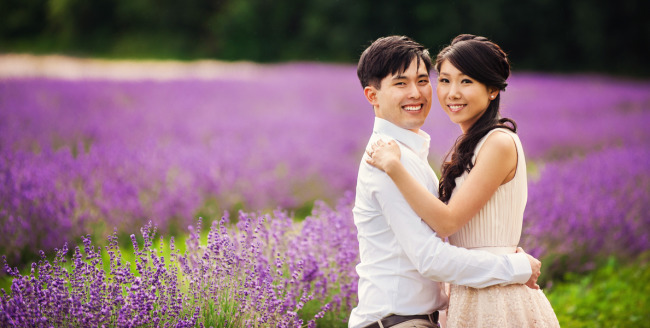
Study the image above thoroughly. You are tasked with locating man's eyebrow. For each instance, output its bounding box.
[391,73,429,80]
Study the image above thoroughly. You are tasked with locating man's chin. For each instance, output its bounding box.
[405,121,425,131]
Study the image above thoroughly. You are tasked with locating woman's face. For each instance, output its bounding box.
[436,60,498,133]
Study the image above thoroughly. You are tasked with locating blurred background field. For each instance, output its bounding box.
[1,0,650,326]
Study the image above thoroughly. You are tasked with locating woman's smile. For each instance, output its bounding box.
[447,104,466,112]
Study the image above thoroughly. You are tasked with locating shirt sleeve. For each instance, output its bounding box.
[369,166,532,288]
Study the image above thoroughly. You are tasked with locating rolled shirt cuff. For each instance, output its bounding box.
[504,253,532,284]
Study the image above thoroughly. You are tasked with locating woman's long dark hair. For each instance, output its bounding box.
[437,34,517,203]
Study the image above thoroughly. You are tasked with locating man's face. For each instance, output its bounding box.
[364,57,432,133]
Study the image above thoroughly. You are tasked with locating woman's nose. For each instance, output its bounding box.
[448,84,461,99]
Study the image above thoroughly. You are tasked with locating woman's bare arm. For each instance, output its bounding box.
[367,131,517,238]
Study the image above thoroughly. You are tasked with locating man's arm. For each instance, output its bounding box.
[370,166,535,288]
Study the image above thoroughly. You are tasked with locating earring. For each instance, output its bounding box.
[490,95,495,99]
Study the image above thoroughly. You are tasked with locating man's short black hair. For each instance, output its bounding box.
[357,35,432,89]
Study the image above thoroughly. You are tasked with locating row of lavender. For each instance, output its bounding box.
[1,197,359,327]
[521,146,650,275]
[1,63,650,264]
[0,65,367,261]
[2,145,648,326]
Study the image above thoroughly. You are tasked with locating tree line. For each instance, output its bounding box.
[1,0,648,76]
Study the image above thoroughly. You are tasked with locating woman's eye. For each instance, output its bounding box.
[461,79,473,84]
[438,78,449,83]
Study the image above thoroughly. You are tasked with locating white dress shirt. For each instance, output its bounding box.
[349,118,531,328]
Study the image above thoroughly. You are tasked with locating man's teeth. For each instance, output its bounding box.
[404,105,422,111]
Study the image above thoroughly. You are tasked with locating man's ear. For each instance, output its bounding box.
[364,86,379,106]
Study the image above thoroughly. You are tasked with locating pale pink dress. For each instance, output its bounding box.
[445,128,559,328]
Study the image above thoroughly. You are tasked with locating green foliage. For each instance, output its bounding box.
[547,253,650,327]
[301,299,349,328]
[0,0,47,38]
[1,0,648,75]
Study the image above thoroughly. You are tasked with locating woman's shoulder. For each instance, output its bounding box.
[473,128,518,164]
[476,128,517,150]
[487,126,517,138]
[482,130,517,155]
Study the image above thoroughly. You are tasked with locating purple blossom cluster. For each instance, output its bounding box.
[1,226,200,327]
[504,74,650,160]
[1,63,650,279]
[1,193,359,327]
[0,149,81,258]
[0,65,369,260]
[520,146,650,274]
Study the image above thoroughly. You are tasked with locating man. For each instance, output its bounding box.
[349,35,541,328]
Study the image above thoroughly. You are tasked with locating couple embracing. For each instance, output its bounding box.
[349,35,560,328]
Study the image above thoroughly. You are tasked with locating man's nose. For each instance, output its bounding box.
[408,83,421,99]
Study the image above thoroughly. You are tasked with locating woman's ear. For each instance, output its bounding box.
[488,87,499,100]
[364,86,378,106]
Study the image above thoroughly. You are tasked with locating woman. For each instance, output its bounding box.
[366,34,559,327]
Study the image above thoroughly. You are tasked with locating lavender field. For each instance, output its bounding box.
[1,60,650,326]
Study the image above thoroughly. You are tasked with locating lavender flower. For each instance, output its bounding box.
[2,68,649,265]
[1,194,359,327]
[1,63,649,324]
[521,147,650,275]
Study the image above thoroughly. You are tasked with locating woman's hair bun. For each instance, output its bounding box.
[451,34,488,44]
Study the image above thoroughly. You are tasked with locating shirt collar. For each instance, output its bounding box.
[373,117,431,158]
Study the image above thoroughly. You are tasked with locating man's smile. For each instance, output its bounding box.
[403,104,423,112]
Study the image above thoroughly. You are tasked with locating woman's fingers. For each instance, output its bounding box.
[367,139,394,159]
[371,139,388,151]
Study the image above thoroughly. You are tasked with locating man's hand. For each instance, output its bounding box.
[517,247,541,290]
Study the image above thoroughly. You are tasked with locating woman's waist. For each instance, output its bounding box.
[463,245,518,255]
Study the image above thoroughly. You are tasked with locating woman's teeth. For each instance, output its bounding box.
[449,104,464,112]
